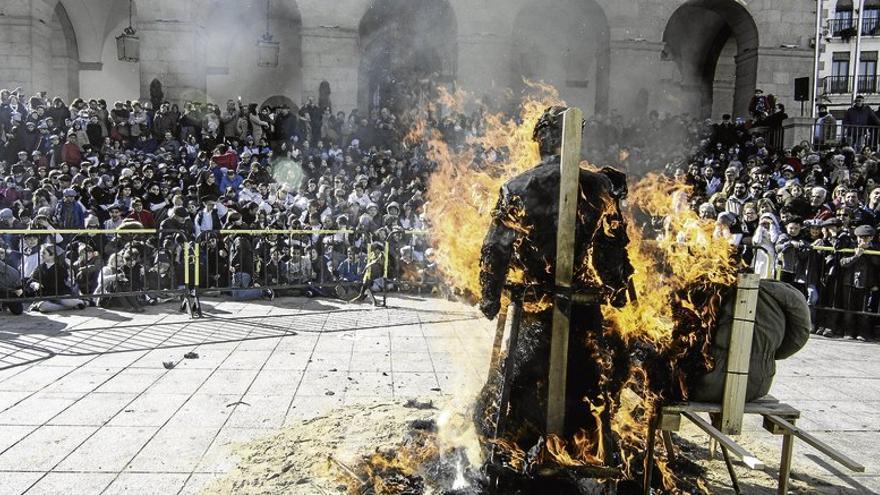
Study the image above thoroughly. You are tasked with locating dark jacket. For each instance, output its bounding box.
[690,280,811,403]
[479,155,633,318]
[839,243,880,289]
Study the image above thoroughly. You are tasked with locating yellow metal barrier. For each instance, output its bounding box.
[183,241,190,286]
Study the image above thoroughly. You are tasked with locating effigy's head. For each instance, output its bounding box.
[532,105,569,156]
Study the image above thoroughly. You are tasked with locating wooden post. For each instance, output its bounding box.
[720,273,760,435]
[546,107,583,435]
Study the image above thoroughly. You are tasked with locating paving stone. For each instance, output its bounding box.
[46,392,137,426]
[106,393,190,427]
[0,393,81,426]
[0,425,97,471]
[0,472,45,495]
[54,426,158,472]
[103,472,189,495]
[126,426,220,472]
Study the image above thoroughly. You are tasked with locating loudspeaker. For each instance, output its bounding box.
[794,77,810,102]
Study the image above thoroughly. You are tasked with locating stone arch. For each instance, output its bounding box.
[509,0,610,115]
[357,0,458,114]
[204,0,303,105]
[662,0,760,119]
[261,94,296,110]
[49,2,80,101]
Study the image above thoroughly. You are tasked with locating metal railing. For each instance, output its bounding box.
[812,122,880,149]
[828,17,856,37]
[750,243,880,322]
[0,228,196,314]
[0,227,439,317]
[821,75,880,95]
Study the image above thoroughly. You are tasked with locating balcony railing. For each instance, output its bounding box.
[863,15,880,35]
[827,15,880,37]
[829,17,857,37]
[822,75,880,94]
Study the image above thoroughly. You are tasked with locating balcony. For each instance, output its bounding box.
[822,75,879,95]
[829,17,857,38]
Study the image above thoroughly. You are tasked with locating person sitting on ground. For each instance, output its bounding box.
[25,244,85,313]
[0,246,23,315]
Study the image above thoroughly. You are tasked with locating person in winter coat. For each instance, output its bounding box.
[53,188,85,230]
[752,212,781,277]
[775,218,811,295]
[0,246,23,314]
[26,244,85,313]
[838,225,880,341]
[689,279,811,402]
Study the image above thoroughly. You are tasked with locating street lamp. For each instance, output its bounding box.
[116,0,139,62]
[257,0,280,68]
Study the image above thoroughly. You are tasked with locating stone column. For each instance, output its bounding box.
[300,26,360,112]
[136,1,207,104]
[0,0,54,96]
[607,39,678,118]
[754,47,815,117]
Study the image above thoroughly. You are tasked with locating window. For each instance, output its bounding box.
[832,1,855,36]
[830,52,851,94]
[860,51,878,92]
[863,6,880,35]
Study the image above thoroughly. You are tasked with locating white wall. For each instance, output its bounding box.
[78,18,140,103]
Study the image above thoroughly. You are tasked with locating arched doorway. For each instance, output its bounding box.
[662,0,759,119]
[49,2,80,101]
[357,0,457,114]
[205,0,302,105]
[509,0,610,116]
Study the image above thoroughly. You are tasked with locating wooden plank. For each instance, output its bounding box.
[764,415,865,472]
[682,412,765,470]
[659,412,681,431]
[663,400,799,418]
[546,107,584,435]
[778,432,794,495]
[721,273,761,435]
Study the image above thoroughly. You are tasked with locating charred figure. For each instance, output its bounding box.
[475,106,635,454]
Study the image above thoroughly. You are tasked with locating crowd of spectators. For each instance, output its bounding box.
[0,81,876,342]
[0,87,448,314]
[658,94,880,342]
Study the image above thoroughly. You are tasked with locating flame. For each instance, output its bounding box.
[340,82,741,492]
[422,83,564,298]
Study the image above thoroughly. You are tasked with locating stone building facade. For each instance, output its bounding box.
[0,0,816,120]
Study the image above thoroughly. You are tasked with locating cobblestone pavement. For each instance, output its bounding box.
[0,296,876,494]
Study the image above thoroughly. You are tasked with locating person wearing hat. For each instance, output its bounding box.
[60,132,82,165]
[838,225,879,341]
[813,217,853,337]
[53,188,85,230]
[775,217,810,293]
[748,88,776,122]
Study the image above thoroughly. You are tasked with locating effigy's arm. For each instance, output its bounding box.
[479,187,518,320]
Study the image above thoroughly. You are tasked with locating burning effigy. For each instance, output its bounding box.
[327,82,814,495]
[202,85,814,495]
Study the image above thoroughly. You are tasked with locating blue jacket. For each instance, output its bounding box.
[54,201,85,229]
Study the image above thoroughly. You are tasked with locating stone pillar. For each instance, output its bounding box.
[607,40,677,117]
[754,47,816,117]
[136,1,207,104]
[0,0,54,96]
[300,26,360,112]
[782,116,816,148]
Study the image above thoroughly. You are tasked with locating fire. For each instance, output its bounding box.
[422,83,564,299]
[339,83,740,493]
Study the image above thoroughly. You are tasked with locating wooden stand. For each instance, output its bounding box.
[547,107,584,435]
[644,275,865,495]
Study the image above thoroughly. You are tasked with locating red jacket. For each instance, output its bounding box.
[212,150,238,170]
[60,142,82,165]
[127,209,156,229]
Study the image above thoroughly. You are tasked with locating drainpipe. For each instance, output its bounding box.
[852,0,866,103]
[812,0,823,118]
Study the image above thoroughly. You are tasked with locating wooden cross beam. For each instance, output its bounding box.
[546,107,583,435]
